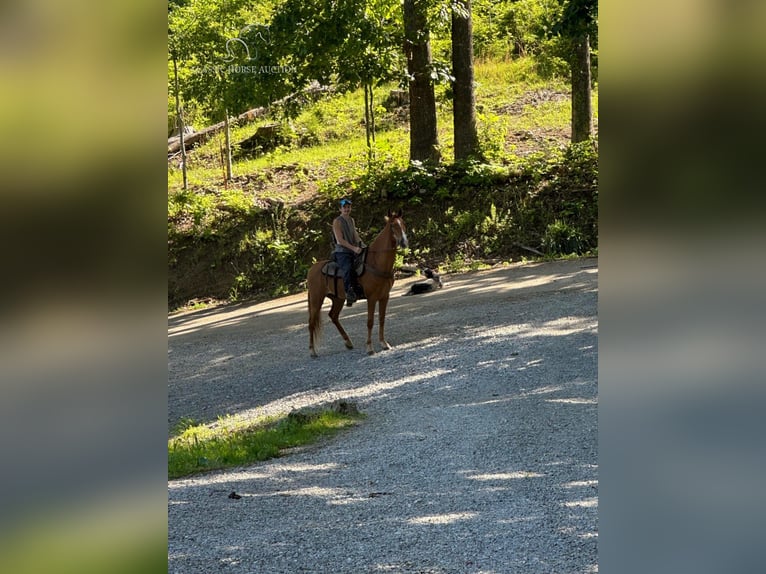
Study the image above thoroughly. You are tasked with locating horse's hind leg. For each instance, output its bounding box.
[329,296,354,349]
[308,291,321,358]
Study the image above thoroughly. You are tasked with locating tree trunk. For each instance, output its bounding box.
[451,0,480,160]
[403,0,441,164]
[172,55,188,190]
[571,33,592,143]
[224,110,232,181]
[364,84,377,167]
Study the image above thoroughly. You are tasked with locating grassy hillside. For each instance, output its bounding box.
[168,58,598,311]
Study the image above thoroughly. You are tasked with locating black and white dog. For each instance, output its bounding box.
[404,267,443,295]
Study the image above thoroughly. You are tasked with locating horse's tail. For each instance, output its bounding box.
[308,292,323,343]
[307,265,324,346]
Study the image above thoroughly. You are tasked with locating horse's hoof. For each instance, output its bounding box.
[366,348,375,355]
[345,341,354,349]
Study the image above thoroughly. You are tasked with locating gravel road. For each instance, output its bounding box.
[168,258,598,573]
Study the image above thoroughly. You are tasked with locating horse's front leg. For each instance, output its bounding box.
[365,299,376,355]
[377,296,391,351]
[329,296,354,350]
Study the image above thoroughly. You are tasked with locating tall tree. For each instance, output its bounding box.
[403,0,441,164]
[571,32,591,143]
[555,0,597,143]
[451,0,480,160]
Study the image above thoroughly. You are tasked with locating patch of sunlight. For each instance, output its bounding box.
[327,496,371,506]
[457,274,561,295]
[341,369,453,400]
[168,463,340,488]
[563,497,598,508]
[520,385,564,396]
[558,527,598,542]
[169,294,306,338]
[465,471,544,481]
[455,396,514,407]
[466,324,525,341]
[275,486,343,498]
[275,463,339,473]
[476,357,518,367]
[517,316,597,338]
[234,368,453,423]
[210,354,235,365]
[497,515,543,525]
[391,336,445,353]
[563,480,598,488]
[407,511,479,525]
[546,397,598,405]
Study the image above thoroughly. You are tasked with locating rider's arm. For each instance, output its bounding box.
[333,219,362,254]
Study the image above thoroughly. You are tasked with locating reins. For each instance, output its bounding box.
[364,264,394,279]
[366,247,397,253]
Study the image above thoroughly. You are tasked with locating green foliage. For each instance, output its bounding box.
[541,219,585,255]
[168,410,363,479]
[471,0,564,59]
[476,110,507,164]
[169,0,271,121]
[360,140,597,266]
[170,0,406,129]
[168,0,598,129]
[168,58,598,309]
[168,188,314,306]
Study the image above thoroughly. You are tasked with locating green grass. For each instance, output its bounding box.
[168,410,363,479]
[168,57,589,194]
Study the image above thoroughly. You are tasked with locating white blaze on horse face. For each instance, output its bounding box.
[393,219,408,248]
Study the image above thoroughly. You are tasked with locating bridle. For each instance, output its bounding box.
[367,217,406,253]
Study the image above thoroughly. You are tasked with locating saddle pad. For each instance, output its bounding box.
[321,261,343,277]
[321,253,366,278]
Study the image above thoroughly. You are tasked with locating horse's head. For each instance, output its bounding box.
[386,210,408,249]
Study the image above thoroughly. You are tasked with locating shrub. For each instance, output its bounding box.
[541,219,586,255]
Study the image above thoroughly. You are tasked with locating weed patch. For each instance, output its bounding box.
[168,409,364,479]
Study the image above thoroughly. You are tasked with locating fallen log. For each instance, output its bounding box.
[513,242,545,256]
[167,107,267,154]
[167,83,335,155]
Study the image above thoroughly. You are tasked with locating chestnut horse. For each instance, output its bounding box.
[307,211,408,357]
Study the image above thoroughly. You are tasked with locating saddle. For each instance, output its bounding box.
[321,249,367,278]
[321,249,367,299]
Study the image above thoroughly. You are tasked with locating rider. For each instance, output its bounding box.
[333,198,364,307]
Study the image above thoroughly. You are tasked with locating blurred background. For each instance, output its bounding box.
[601,1,766,573]
[0,1,167,572]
